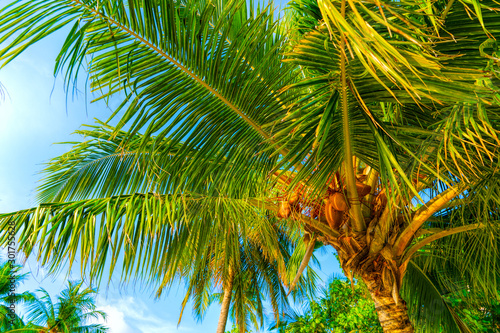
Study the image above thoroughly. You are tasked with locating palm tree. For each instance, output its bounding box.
[0,0,500,332]
[7,124,314,333]
[174,215,316,333]
[0,261,34,331]
[22,281,107,333]
[202,236,319,333]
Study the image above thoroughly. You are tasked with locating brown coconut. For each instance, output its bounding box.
[356,182,372,197]
[324,202,344,229]
[329,192,347,211]
[278,201,291,218]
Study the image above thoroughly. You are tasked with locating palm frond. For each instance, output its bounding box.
[0,0,301,195]
[402,260,473,333]
[0,192,271,287]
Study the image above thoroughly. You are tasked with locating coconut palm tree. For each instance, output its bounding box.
[0,261,34,331]
[21,281,107,333]
[174,211,318,333]
[185,234,307,333]
[0,0,500,332]
[196,235,320,333]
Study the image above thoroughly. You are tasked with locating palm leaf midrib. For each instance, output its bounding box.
[0,192,271,218]
[42,150,140,202]
[73,0,275,141]
[37,130,252,202]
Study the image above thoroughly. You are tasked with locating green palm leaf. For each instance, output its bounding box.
[402,260,473,333]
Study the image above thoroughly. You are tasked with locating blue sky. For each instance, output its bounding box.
[0,7,343,332]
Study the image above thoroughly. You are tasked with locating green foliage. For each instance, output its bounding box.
[0,261,34,331]
[272,278,382,333]
[24,281,108,333]
[1,0,500,331]
[225,325,254,333]
[446,293,500,332]
[0,263,107,333]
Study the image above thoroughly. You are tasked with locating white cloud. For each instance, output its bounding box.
[98,304,137,333]
[97,296,194,333]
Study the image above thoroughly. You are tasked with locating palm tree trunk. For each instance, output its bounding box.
[216,269,235,333]
[363,276,414,333]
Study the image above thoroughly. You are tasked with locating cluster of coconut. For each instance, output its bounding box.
[276,175,372,231]
[322,176,371,229]
[277,187,302,219]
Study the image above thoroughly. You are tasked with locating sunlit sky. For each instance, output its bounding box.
[0,5,342,332]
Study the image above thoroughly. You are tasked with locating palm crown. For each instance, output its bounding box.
[0,261,35,331]
[0,0,499,331]
[23,281,107,333]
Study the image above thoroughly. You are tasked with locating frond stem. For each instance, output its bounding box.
[394,184,466,256]
[340,0,365,233]
[440,0,455,21]
[402,223,485,263]
[287,237,315,295]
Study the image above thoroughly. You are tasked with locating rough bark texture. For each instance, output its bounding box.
[216,271,234,333]
[363,275,414,333]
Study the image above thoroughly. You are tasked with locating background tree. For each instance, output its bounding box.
[271,277,382,333]
[22,281,107,333]
[175,216,318,333]
[446,294,500,332]
[0,0,499,332]
[0,261,34,331]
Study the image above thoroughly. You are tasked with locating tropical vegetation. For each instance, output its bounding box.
[0,261,34,331]
[446,293,500,332]
[18,281,107,333]
[272,277,382,333]
[0,0,500,331]
[0,261,107,333]
[272,276,500,333]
